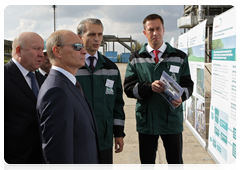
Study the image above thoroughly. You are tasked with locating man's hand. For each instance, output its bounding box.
[171,97,182,108]
[151,80,165,93]
[115,137,124,153]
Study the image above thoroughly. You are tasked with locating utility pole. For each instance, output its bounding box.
[52,5,57,31]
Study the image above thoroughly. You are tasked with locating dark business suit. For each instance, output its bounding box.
[37,69,100,164]
[4,59,45,164]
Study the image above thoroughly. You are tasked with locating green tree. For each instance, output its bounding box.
[132,40,144,51]
[188,47,193,56]
[212,39,224,50]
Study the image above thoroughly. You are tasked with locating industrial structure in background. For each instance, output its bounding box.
[100,35,137,62]
[177,5,233,63]
[4,40,12,57]
[4,35,137,63]
[101,35,137,54]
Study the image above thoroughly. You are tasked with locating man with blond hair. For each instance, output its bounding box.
[4,32,45,163]
[37,30,100,164]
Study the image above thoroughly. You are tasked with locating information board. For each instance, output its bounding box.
[208,7,236,164]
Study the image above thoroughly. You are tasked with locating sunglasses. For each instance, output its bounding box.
[58,43,85,51]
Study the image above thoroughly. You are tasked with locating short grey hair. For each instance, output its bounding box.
[46,30,69,60]
[12,35,26,56]
[77,18,103,36]
[12,32,40,56]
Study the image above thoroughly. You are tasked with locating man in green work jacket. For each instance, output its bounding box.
[124,14,193,164]
[76,18,125,164]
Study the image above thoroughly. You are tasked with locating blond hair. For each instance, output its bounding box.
[11,34,27,56]
[46,30,74,60]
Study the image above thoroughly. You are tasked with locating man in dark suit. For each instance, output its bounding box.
[37,30,100,164]
[4,32,46,163]
[37,49,52,77]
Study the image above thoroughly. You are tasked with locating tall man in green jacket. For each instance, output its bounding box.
[124,14,193,164]
[76,18,125,164]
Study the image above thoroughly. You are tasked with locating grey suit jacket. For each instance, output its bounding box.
[37,69,100,164]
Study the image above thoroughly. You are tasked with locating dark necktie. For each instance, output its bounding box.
[27,72,38,97]
[45,74,48,77]
[75,81,84,96]
[153,50,160,64]
[89,56,95,72]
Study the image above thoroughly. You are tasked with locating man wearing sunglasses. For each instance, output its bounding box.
[76,18,125,164]
[37,30,100,163]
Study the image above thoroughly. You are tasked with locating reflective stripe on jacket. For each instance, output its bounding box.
[76,51,125,151]
[124,42,193,135]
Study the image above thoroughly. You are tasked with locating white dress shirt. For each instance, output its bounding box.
[85,51,98,67]
[12,58,39,90]
[51,66,77,85]
[146,42,167,61]
[39,68,47,76]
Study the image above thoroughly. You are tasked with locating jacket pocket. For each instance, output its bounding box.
[135,102,147,128]
[103,119,113,145]
[167,104,183,128]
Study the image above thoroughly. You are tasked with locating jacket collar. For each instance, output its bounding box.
[49,69,97,133]
[83,51,108,72]
[5,59,45,103]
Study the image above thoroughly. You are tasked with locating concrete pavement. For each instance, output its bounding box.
[113,63,215,164]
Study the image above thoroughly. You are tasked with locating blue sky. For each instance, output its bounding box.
[221,35,236,49]
[192,44,205,58]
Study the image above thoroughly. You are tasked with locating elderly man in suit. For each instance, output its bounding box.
[4,32,46,163]
[37,30,100,164]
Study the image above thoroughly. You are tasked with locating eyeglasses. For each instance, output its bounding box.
[58,43,85,51]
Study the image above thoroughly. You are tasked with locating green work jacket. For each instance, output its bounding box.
[124,42,193,135]
[75,51,125,151]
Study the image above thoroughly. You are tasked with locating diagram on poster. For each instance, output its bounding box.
[209,106,236,161]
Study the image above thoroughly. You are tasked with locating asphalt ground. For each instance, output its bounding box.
[113,63,220,170]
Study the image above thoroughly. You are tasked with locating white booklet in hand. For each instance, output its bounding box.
[159,71,184,108]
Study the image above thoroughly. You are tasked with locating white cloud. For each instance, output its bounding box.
[21,5,52,20]
[7,19,40,39]
[4,5,185,53]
